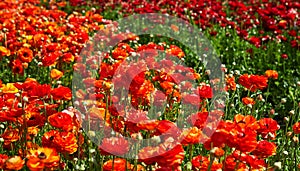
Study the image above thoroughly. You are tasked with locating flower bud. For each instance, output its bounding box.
[286,131,293,137]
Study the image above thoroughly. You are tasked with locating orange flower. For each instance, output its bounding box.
[166,45,185,58]
[192,155,222,171]
[180,126,203,145]
[242,97,256,105]
[265,70,278,79]
[1,127,20,146]
[0,46,10,57]
[103,158,131,171]
[50,69,63,80]
[42,130,78,154]
[5,156,25,170]
[223,155,247,171]
[211,147,225,157]
[170,24,179,32]
[26,147,60,171]
[18,47,33,63]
[234,114,259,130]
[292,122,300,134]
[27,127,40,139]
[226,75,236,91]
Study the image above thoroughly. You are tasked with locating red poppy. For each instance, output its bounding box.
[11,59,24,75]
[238,74,268,92]
[0,154,8,169]
[42,52,60,66]
[192,155,222,171]
[48,112,73,131]
[197,85,213,99]
[228,126,257,152]
[223,155,247,171]
[99,137,130,156]
[257,118,280,140]
[20,111,45,128]
[28,84,51,99]
[42,130,78,154]
[103,158,131,171]
[252,140,276,158]
[51,86,72,101]
[187,111,209,129]
[17,47,33,63]
[152,120,181,140]
[292,122,300,134]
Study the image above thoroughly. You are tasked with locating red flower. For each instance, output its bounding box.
[187,111,208,129]
[252,140,276,158]
[138,142,184,168]
[42,130,78,154]
[0,154,8,169]
[192,155,222,171]
[103,158,131,171]
[48,112,73,131]
[99,137,130,156]
[238,74,268,92]
[197,85,213,99]
[51,86,72,101]
[17,47,33,63]
[228,126,257,152]
[257,118,280,140]
[292,122,300,134]
[11,59,24,75]
[42,52,60,66]
[28,84,51,99]
[249,36,261,48]
[223,155,247,171]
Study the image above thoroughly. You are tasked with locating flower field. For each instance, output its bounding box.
[0,0,299,170]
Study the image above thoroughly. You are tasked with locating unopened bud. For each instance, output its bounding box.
[286,131,293,137]
[88,131,95,137]
[23,96,28,102]
[293,136,299,143]
[281,98,287,103]
[274,162,282,170]
[270,109,275,115]
[289,110,295,115]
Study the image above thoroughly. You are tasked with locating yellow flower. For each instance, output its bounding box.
[1,83,19,94]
